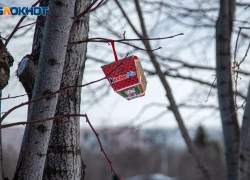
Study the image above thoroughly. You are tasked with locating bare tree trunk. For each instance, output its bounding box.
[43,0,90,179]
[13,0,76,179]
[15,0,49,178]
[238,83,250,180]
[216,1,239,180]
[113,0,213,180]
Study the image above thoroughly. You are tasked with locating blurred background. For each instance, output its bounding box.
[1,0,250,179]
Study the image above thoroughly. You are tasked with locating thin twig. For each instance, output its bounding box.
[114,0,142,38]
[74,0,103,21]
[0,77,105,123]
[233,27,241,66]
[17,16,60,30]
[1,113,121,179]
[119,41,161,52]
[71,33,184,44]
[0,57,125,123]
[232,27,250,109]
[1,114,66,129]
[234,70,239,109]
[84,114,121,179]
[0,93,31,101]
[71,33,183,52]
[0,36,7,41]
[88,0,104,13]
[205,76,217,102]
[123,31,126,39]
[239,26,250,29]
[238,42,250,66]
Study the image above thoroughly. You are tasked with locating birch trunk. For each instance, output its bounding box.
[238,83,250,180]
[15,0,49,178]
[216,1,239,180]
[43,0,90,179]
[13,0,76,179]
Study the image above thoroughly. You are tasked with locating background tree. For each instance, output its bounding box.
[194,125,208,148]
[216,1,239,179]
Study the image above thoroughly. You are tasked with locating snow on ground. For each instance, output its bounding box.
[125,173,178,180]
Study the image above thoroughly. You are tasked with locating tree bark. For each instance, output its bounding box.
[43,0,90,179]
[16,0,49,101]
[15,1,49,178]
[17,54,37,100]
[17,0,49,100]
[238,83,250,180]
[0,39,14,90]
[13,0,76,179]
[216,1,239,180]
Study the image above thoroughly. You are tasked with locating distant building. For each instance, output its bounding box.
[2,126,223,153]
[80,127,143,152]
[140,129,168,149]
[80,127,170,152]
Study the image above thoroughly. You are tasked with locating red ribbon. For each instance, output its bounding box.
[110,40,118,62]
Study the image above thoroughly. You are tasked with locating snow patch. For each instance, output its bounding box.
[125,173,178,180]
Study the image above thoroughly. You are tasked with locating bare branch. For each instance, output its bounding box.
[1,113,121,179]
[72,34,183,44]
[74,0,104,21]
[0,57,125,123]
[114,0,142,39]
[0,76,104,123]
[205,77,217,102]
[0,93,30,101]
[84,114,121,179]
[233,28,241,65]
[88,0,104,13]
[238,41,250,66]
[70,33,183,52]
[17,16,60,30]
[128,102,167,125]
